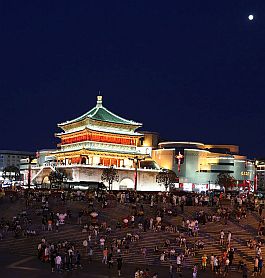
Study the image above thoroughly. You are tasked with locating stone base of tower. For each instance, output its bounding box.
[31,165,165,191]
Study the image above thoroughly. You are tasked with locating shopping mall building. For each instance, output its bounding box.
[152,142,255,192]
[29,96,255,191]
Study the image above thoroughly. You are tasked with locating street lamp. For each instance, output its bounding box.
[27,156,35,189]
[129,156,145,191]
[175,151,184,173]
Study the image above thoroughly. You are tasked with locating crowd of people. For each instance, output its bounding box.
[0,187,264,277]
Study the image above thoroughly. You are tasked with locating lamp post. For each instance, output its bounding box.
[129,156,144,191]
[175,151,184,173]
[27,156,35,190]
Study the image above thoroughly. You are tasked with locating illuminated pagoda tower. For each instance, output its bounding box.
[32,96,161,191]
[55,95,144,167]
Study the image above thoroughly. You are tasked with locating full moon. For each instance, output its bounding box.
[248,14,254,20]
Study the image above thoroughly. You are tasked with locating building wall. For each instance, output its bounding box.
[152,142,255,190]
[0,152,33,171]
[152,149,175,170]
[31,165,163,191]
[138,131,159,148]
[256,160,265,191]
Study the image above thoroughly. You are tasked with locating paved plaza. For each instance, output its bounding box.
[0,190,264,277]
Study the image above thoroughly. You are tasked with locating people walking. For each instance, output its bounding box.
[227,231,232,246]
[88,247,93,263]
[107,252,113,268]
[242,264,248,278]
[169,262,173,278]
[55,254,61,272]
[258,256,263,275]
[210,253,214,271]
[201,254,207,271]
[192,264,198,278]
[102,248,108,264]
[220,230,225,246]
[117,255,123,277]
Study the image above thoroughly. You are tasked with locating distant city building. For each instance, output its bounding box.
[0,150,35,184]
[152,142,255,192]
[255,159,265,191]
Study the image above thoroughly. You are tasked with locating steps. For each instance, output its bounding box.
[0,195,263,272]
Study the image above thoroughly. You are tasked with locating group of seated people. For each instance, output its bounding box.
[247,238,263,249]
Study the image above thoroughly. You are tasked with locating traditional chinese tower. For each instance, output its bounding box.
[54,96,145,167]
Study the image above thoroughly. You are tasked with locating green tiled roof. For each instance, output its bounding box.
[59,96,142,127]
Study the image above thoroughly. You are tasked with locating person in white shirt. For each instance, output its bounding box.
[227,231,232,245]
[220,230,225,246]
[100,237,105,249]
[55,255,61,272]
[192,264,198,278]
[176,254,182,272]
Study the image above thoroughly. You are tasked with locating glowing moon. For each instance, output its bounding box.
[248,15,254,21]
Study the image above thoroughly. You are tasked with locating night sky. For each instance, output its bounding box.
[1,1,265,158]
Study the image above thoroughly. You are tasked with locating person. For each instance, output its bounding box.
[100,237,105,249]
[169,262,173,278]
[258,256,263,275]
[83,239,88,253]
[47,219,53,231]
[55,254,61,272]
[224,257,230,276]
[55,219,59,232]
[50,252,55,272]
[228,248,234,266]
[253,257,259,276]
[88,246,93,263]
[102,248,108,264]
[107,252,113,268]
[227,231,232,245]
[242,264,248,278]
[180,201,184,213]
[75,250,82,269]
[201,254,207,270]
[135,269,140,278]
[220,230,225,246]
[214,256,219,274]
[193,264,198,278]
[210,253,214,271]
[117,255,123,277]
[176,254,182,272]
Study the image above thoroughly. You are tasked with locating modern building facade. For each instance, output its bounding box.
[152,142,255,192]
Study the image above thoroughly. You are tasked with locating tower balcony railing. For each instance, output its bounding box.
[31,161,159,171]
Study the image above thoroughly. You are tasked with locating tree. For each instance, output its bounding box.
[2,166,21,181]
[48,170,66,189]
[215,172,236,191]
[101,166,119,191]
[156,169,178,191]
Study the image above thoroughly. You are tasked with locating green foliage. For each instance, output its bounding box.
[48,170,66,185]
[156,169,177,191]
[216,172,236,190]
[101,166,119,191]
